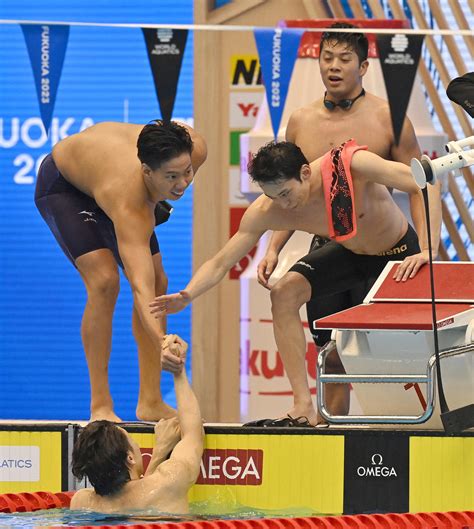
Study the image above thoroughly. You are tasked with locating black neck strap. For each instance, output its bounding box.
[324,88,366,111]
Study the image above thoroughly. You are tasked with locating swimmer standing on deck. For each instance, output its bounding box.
[257,22,441,425]
[150,140,441,427]
[35,120,207,423]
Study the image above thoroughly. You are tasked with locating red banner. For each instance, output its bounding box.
[197,449,263,485]
[229,207,257,280]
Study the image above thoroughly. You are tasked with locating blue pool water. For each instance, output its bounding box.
[0,504,320,527]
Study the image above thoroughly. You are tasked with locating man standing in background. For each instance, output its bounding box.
[256,23,441,424]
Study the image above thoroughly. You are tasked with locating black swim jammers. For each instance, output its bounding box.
[289,224,420,344]
[35,154,161,268]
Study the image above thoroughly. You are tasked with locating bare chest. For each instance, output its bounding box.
[274,179,376,237]
[294,117,392,162]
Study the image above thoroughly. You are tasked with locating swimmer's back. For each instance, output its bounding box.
[70,466,190,514]
[52,122,144,199]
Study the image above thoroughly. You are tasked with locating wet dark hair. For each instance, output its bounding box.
[320,22,369,64]
[248,141,309,185]
[137,120,193,170]
[71,421,132,496]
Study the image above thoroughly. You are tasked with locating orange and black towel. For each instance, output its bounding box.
[320,138,367,242]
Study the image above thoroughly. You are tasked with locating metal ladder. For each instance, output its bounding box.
[316,342,474,425]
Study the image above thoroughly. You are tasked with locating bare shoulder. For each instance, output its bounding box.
[365,93,391,119]
[97,189,155,235]
[57,122,140,155]
[191,133,208,171]
[148,459,195,492]
[241,195,289,233]
[367,94,414,130]
[70,488,94,509]
[288,102,321,127]
[84,121,139,137]
[241,196,274,228]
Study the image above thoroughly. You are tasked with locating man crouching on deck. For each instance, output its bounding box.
[70,335,203,514]
[150,140,441,427]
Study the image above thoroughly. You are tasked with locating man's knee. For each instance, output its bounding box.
[270,273,310,311]
[84,268,120,301]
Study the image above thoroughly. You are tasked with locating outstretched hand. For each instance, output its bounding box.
[150,290,192,317]
[393,251,430,282]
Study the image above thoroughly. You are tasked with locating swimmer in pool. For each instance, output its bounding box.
[70,335,203,514]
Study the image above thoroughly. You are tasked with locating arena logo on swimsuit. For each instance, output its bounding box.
[196,449,263,485]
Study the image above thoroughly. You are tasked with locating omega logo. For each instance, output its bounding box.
[356,453,398,478]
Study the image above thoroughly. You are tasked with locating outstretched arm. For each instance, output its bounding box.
[113,207,167,345]
[157,337,203,489]
[150,208,266,373]
[150,209,265,316]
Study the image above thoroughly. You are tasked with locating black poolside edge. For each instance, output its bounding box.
[0,422,472,436]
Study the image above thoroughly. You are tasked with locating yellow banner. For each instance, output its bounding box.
[0,431,62,493]
[230,55,261,87]
[410,436,474,512]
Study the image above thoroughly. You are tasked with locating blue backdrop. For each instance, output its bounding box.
[0,0,195,420]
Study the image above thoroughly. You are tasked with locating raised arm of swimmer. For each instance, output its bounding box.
[153,335,204,497]
[150,208,265,317]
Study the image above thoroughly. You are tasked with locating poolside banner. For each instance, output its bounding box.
[376,33,424,145]
[142,28,188,124]
[21,24,70,135]
[343,434,409,514]
[254,28,303,139]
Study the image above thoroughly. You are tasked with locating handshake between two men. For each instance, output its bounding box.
[161,333,188,375]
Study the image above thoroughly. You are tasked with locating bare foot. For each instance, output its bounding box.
[89,408,122,423]
[286,404,319,426]
[136,402,177,422]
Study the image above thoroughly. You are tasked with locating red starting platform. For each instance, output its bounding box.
[314,262,474,428]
